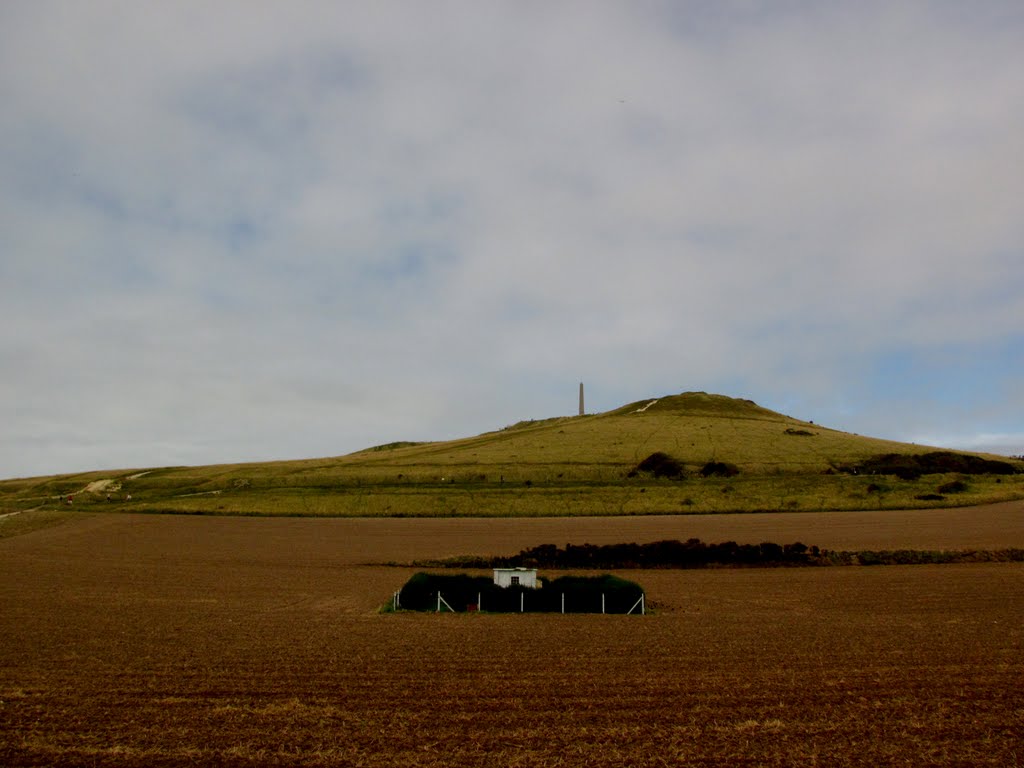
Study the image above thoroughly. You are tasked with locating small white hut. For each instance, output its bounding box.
[493,567,538,589]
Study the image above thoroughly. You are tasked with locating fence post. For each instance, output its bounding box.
[561,593,565,614]
[602,593,605,614]
[520,592,524,613]
[437,592,441,613]
[478,592,482,612]
[627,593,645,615]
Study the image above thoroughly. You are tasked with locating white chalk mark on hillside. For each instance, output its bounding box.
[84,479,116,493]
[634,400,658,413]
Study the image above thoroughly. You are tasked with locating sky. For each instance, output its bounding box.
[2,1,1023,479]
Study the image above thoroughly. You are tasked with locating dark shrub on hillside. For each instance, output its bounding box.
[915,493,945,501]
[700,461,740,478]
[938,480,968,493]
[923,452,1019,474]
[631,451,685,479]
[839,451,1018,479]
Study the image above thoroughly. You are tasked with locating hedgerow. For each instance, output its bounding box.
[835,451,1019,480]
[414,539,1024,570]
[500,539,817,568]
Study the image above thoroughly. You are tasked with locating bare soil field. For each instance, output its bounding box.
[1,511,1023,766]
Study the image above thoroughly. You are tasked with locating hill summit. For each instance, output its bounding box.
[2,392,1022,519]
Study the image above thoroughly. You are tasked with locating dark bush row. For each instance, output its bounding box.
[395,572,644,613]
[627,452,740,480]
[823,549,1024,566]
[836,451,1019,480]
[489,539,1024,570]
[500,538,818,569]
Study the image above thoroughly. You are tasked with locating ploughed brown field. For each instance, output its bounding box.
[2,508,1023,766]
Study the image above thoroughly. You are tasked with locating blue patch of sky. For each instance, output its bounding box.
[864,338,1024,408]
[921,0,1024,36]
[4,122,199,240]
[6,122,170,237]
[361,241,456,284]
[376,193,465,228]
[682,226,751,251]
[890,260,1024,336]
[194,280,252,316]
[738,313,842,363]
[977,255,1024,315]
[178,51,366,151]
[494,292,547,326]
[225,216,267,252]
[358,194,465,283]
[726,334,1024,436]
[656,0,810,43]
[3,122,84,205]
[108,253,162,292]
[708,374,764,401]
[75,181,134,222]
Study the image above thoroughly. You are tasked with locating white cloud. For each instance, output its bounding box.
[2,1,1023,477]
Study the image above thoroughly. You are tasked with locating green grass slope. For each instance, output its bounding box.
[2,392,1022,521]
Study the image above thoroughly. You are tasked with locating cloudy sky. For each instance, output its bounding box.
[2,1,1023,479]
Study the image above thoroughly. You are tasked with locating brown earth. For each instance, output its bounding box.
[1,510,1022,766]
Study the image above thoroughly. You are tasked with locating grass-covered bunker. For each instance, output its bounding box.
[394,572,645,614]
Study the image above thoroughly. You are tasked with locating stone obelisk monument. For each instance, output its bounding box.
[578,382,585,416]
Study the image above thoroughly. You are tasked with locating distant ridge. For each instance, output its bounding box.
[2,392,1022,520]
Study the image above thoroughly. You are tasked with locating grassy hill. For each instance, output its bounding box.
[2,392,1022,521]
